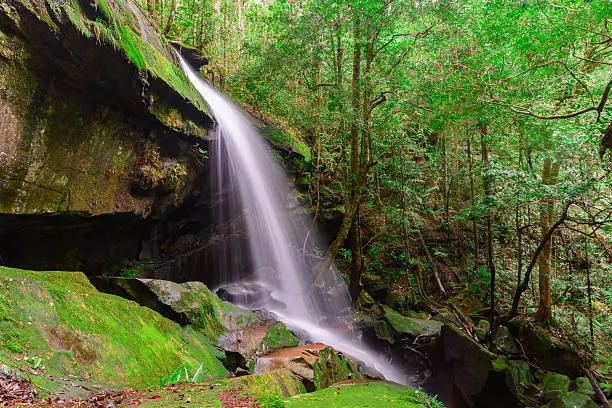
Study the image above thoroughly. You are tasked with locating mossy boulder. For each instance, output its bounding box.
[361,273,389,301]
[264,322,300,350]
[508,317,585,377]
[255,344,361,390]
[543,392,598,408]
[373,319,395,343]
[313,346,362,390]
[217,318,299,373]
[382,305,443,337]
[92,276,299,374]
[91,277,232,341]
[575,377,596,398]
[542,372,570,400]
[0,266,228,399]
[493,325,520,355]
[284,381,440,408]
[475,319,490,342]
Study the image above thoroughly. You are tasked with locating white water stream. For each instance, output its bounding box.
[178,56,407,385]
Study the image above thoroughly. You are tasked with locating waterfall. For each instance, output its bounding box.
[178,55,407,385]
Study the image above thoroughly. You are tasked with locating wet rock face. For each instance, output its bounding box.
[0,0,213,217]
[0,0,233,281]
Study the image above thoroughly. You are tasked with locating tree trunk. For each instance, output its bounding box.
[480,125,496,321]
[147,0,156,17]
[346,12,362,300]
[163,0,179,34]
[467,136,479,268]
[349,206,362,302]
[536,158,559,325]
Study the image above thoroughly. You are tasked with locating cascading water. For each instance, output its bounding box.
[178,55,407,385]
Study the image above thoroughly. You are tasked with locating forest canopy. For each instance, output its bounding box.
[142,0,612,374]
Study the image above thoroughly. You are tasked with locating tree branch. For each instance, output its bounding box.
[489,79,612,121]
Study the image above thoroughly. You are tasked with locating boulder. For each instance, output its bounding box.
[382,306,443,338]
[543,392,598,408]
[508,317,585,377]
[217,320,299,372]
[361,273,389,301]
[542,372,570,401]
[0,267,228,399]
[508,359,534,389]
[475,319,490,342]
[92,277,265,341]
[254,344,361,390]
[493,326,520,355]
[575,377,595,398]
[373,319,395,344]
[425,325,521,408]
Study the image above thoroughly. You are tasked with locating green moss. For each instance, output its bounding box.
[383,306,443,337]
[266,127,312,162]
[492,356,509,372]
[129,369,305,407]
[284,381,441,408]
[186,301,225,342]
[263,323,299,350]
[0,267,228,397]
[0,281,26,354]
[313,348,360,390]
[237,369,306,398]
[20,0,209,123]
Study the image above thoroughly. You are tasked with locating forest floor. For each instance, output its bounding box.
[3,381,261,407]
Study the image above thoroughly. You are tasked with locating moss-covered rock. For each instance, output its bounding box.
[425,324,521,407]
[508,360,533,388]
[493,325,520,355]
[0,266,228,399]
[255,343,360,391]
[0,0,212,216]
[542,372,570,400]
[475,319,490,342]
[508,317,585,377]
[91,277,228,341]
[313,347,361,390]
[284,381,439,408]
[543,391,598,408]
[574,377,595,398]
[382,305,443,337]
[217,318,299,373]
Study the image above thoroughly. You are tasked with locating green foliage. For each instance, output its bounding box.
[119,263,142,278]
[159,363,205,387]
[140,0,612,372]
[258,392,286,408]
